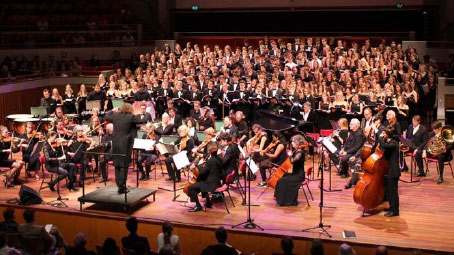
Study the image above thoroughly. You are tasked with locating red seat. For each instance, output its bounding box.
[425,156,454,178]
[320,129,334,137]
[210,170,235,214]
[300,164,314,206]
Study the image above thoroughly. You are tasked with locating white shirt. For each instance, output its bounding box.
[303,111,310,121]
[413,125,420,135]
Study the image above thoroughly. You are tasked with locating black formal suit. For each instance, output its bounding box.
[406,124,428,174]
[121,233,151,255]
[173,89,190,117]
[189,109,202,121]
[201,244,238,255]
[133,90,151,102]
[419,132,453,179]
[301,110,317,123]
[378,136,400,214]
[383,120,402,136]
[40,97,57,114]
[339,129,366,176]
[219,143,240,179]
[221,125,238,139]
[301,95,316,109]
[169,114,182,133]
[229,82,240,91]
[155,124,173,136]
[188,90,203,102]
[104,111,146,191]
[137,112,152,123]
[99,133,113,181]
[188,154,222,205]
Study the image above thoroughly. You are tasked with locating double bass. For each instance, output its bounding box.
[353,119,395,210]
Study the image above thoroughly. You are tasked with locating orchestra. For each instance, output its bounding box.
[2,38,452,219]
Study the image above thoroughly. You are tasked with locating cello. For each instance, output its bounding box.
[183,143,218,195]
[267,142,307,188]
[353,120,395,211]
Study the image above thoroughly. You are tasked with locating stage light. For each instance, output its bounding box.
[396,3,404,9]
[192,5,198,11]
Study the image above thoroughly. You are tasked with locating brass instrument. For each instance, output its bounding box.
[427,125,454,156]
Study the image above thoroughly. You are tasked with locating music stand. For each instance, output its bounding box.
[112,98,124,108]
[46,156,69,208]
[30,107,48,117]
[399,138,420,183]
[133,138,156,187]
[86,100,101,111]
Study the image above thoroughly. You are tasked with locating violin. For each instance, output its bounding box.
[27,130,42,139]
[179,136,189,151]
[51,138,69,147]
[58,129,74,137]
[194,139,210,156]
[146,132,155,140]
[77,135,92,145]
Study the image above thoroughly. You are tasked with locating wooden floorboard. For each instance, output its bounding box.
[1,155,453,253]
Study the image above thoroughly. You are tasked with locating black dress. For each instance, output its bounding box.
[274,149,306,206]
[63,93,77,114]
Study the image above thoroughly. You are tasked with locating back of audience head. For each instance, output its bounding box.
[375,246,388,255]
[281,236,294,254]
[126,217,138,234]
[102,237,118,255]
[311,239,324,255]
[0,233,7,248]
[73,232,87,248]
[159,244,175,255]
[162,221,173,245]
[3,207,15,221]
[338,243,356,255]
[23,209,35,223]
[215,226,228,244]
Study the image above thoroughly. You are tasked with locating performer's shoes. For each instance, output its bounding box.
[69,186,79,192]
[340,174,349,178]
[344,183,352,189]
[118,188,130,194]
[384,212,399,217]
[383,207,391,212]
[437,177,443,184]
[204,202,212,208]
[416,172,426,177]
[13,179,22,185]
[99,178,107,183]
[143,175,150,181]
[48,183,55,191]
[257,182,267,187]
[188,205,203,212]
[140,174,147,180]
[165,177,174,181]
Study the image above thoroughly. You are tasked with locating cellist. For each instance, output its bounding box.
[377,127,400,217]
[256,131,287,187]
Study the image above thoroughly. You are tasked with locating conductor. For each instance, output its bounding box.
[104,103,146,194]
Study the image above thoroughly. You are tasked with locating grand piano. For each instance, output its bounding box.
[253,110,314,138]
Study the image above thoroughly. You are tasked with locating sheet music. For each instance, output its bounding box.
[133,139,156,150]
[173,151,190,169]
[238,144,247,158]
[322,137,338,154]
[247,158,259,174]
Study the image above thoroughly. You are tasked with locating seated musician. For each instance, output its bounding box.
[324,118,349,170]
[99,123,114,182]
[54,106,65,122]
[43,131,78,191]
[234,111,248,146]
[220,117,238,139]
[164,125,195,182]
[403,115,428,176]
[199,107,215,131]
[187,142,222,212]
[383,110,402,136]
[54,119,72,140]
[138,103,152,123]
[189,101,202,121]
[136,123,159,181]
[0,126,25,187]
[248,124,268,158]
[67,125,93,187]
[255,131,287,187]
[360,107,374,130]
[301,102,317,123]
[19,122,42,178]
[168,108,182,133]
[419,121,452,184]
[191,128,217,164]
[345,116,384,189]
[218,132,240,180]
[275,134,306,206]
[155,113,173,136]
[335,119,365,178]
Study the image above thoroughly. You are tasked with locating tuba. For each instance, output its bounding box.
[427,125,454,156]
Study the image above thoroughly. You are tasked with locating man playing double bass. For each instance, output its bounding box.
[377,127,400,217]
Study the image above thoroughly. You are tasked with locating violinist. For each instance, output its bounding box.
[99,123,114,182]
[54,120,72,140]
[274,134,306,206]
[383,110,402,136]
[187,142,222,212]
[0,125,24,187]
[43,131,78,191]
[88,116,104,137]
[247,124,267,153]
[19,122,42,178]
[164,125,195,182]
[360,108,374,133]
[256,132,287,187]
[218,132,240,180]
[377,127,400,217]
[136,123,159,181]
[191,128,217,165]
[67,125,93,187]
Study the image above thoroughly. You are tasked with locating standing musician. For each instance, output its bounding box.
[164,125,195,182]
[377,127,400,217]
[187,142,222,212]
[136,123,159,181]
[420,121,453,184]
[19,122,42,178]
[255,131,287,187]
[275,134,306,206]
[99,123,113,183]
[218,132,240,180]
[336,119,365,178]
[0,126,25,187]
[43,131,78,191]
[403,115,428,176]
[104,104,147,194]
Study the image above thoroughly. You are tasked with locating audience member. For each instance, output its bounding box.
[157,221,180,254]
[102,237,118,255]
[338,243,355,255]
[375,246,388,255]
[280,236,294,255]
[201,226,238,255]
[158,244,176,255]
[0,207,18,233]
[65,232,95,255]
[17,209,53,252]
[0,233,21,255]
[122,217,151,255]
[310,239,324,255]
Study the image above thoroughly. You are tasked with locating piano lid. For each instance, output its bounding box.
[253,110,299,132]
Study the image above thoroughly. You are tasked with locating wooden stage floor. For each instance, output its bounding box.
[1,156,454,253]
